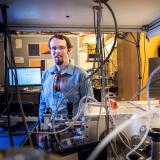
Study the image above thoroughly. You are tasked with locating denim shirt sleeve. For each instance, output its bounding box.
[79,70,94,98]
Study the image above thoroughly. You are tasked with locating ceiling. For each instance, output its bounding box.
[0,0,160,32]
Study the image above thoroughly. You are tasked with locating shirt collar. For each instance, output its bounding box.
[49,63,74,76]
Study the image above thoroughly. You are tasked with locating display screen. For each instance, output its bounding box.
[8,67,41,86]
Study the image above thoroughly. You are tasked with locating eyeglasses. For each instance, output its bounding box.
[53,74,60,91]
[51,46,67,51]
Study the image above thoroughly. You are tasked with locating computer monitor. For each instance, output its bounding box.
[8,67,42,86]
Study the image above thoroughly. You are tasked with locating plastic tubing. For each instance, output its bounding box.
[87,109,160,160]
[45,96,98,134]
[109,108,143,157]
[87,65,160,160]
[72,96,98,121]
[126,65,160,159]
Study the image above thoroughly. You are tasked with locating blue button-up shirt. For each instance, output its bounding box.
[39,63,94,120]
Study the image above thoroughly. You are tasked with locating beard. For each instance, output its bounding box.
[55,57,64,65]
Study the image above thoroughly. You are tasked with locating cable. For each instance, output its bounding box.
[53,0,118,130]
[87,108,160,160]
[51,0,117,147]
[48,97,97,149]
[130,77,160,101]
[38,0,118,150]
[109,108,143,157]
[73,96,98,121]
[123,32,142,100]
[87,113,136,160]
[123,38,136,45]
[44,96,98,135]
[7,35,33,147]
[87,65,160,160]
[94,1,109,143]
[126,65,160,159]
[136,32,142,100]
[0,5,33,147]
[97,103,107,141]
[130,32,137,43]
[118,32,142,100]
[109,141,122,160]
[1,4,14,147]
[141,33,147,89]
[43,96,98,149]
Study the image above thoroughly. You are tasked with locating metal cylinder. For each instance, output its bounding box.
[151,140,160,160]
[148,128,160,160]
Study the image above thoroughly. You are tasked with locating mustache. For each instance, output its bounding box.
[55,55,63,58]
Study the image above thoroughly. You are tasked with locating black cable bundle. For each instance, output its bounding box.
[0,4,33,148]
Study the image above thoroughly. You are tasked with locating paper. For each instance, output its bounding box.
[28,43,40,56]
[14,57,24,64]
[15,39,22,48]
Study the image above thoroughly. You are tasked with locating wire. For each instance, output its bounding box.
[1,5,33,148]
[141,33,147,89]
[94,0,109,142]
[87,65,160,160]
[87,108,160,160]
[126,65,160,159]
[119,33,136,45]
[38,0,118,150]
[44,96,98,135]
[73,96,98,121]
[130,32,137,44]
[119,32,142,100]
[136,33,142,100]
[44,96,98,149]
[7,35,33,147]
[109,141,122,160]
[53,0,118,130]
[109,106,143,158]
[1,5,14,147]
[130,77,160,101]
[124,32,142,100]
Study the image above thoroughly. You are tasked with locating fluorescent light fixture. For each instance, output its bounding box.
[145,17,160,38]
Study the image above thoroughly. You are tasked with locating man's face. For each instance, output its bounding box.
[50,38,70,66]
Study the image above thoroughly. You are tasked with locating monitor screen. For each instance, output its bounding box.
[8,67,42,86]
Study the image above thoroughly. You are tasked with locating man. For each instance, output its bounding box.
[39,34,94,122]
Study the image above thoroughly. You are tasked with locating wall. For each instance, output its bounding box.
[117,32,160,101]
[117,33,139,100]
[0,34,79,86]
[11,34,78,67]
[140,33,160,100]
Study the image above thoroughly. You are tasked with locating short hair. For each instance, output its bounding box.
[48,34,73,49]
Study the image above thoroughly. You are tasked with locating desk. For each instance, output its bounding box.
[12,90,40,106]
[0,122,37,149]
[0,91,40,116]
[0,90,40,103]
